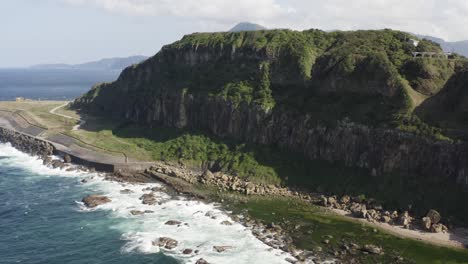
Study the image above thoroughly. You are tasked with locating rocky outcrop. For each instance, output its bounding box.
[0,127,54,157]
[82,195,111,208]
[154,237,178,250]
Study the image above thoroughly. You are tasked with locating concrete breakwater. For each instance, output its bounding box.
[0,113,153,173]
[0,127,54,158]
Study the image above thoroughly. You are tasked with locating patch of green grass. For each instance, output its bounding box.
[229,197,468,264]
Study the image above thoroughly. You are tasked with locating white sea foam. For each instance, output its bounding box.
[0,143,304,264]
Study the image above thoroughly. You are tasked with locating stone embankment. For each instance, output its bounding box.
[0,127,54,158]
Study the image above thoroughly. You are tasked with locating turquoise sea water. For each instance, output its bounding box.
[0,144,293,264]
[0,151,176,264]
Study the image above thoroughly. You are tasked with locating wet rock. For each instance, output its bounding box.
[182,248,193,254]
[51,159,65,169]
[120,189,133,194]
[66,167,76,172]
[42,156,52,166]
[363,244,383,255]
[151,186,166,192]
[426,209,441,224]
[195,258,209,264]
[63,154,72,163]
[213,245,233,253]
[140,193,157,205]
[285,258,296,263]
[165,220,182,226]
[205,211,217,219]
[154,237,178,250]
[220,220,232,226]
[82,195,111,208]
[130,210,144,216]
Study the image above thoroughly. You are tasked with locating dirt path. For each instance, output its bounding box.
[332,209,468,249]
[49,102,85,130]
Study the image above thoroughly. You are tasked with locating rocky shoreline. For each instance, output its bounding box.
[0,127,464,263]
[144,163,455,238]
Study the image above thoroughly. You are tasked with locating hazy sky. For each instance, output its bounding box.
[2,0,468,67]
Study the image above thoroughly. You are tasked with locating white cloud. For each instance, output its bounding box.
[61,0,289,22]
[60,0,468,41]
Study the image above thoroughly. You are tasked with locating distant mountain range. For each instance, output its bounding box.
[30,55,148,71]
[415,35,468,57]
[229,22,267,32]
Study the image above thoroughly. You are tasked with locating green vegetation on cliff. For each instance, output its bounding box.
[75,28,463,132]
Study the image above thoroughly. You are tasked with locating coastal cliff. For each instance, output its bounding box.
[72,29,468,220]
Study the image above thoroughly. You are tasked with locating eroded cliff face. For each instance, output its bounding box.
[117,90,468,187]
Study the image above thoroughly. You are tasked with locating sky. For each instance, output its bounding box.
[2,0,468,68]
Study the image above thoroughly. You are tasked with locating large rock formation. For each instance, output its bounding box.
[72,29,468,221]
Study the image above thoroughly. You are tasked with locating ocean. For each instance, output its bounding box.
[0,69,119,101]
[0,143,293,264]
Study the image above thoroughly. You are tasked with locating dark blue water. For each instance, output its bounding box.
[0,148,177,264]
[0,69,119,100]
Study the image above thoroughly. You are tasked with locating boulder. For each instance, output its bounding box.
[245,182,256,195]
[140,193,157,205]
[381,215,391,223]
[350,203,367,218]
[363,244,383,255]
[399,211,412,229]
[220,220,233,226]
[182,248,193,254]
[42,156,52,166]
[201,170,214,181]
[51,160,65,169]
[165,220,182,226]
[82,195,111,208]
[431,223,449,233]
[120,189,133,194]
[340,195,351,204]
[154,237,178,250]
[130,210,144,216]
[320,195,328,207]
[213,246,233,253]
[426,209,441,224]
[328,196,337,207]
[422,217,432,230]
[63,154,72,163]
[195,259,210,264]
